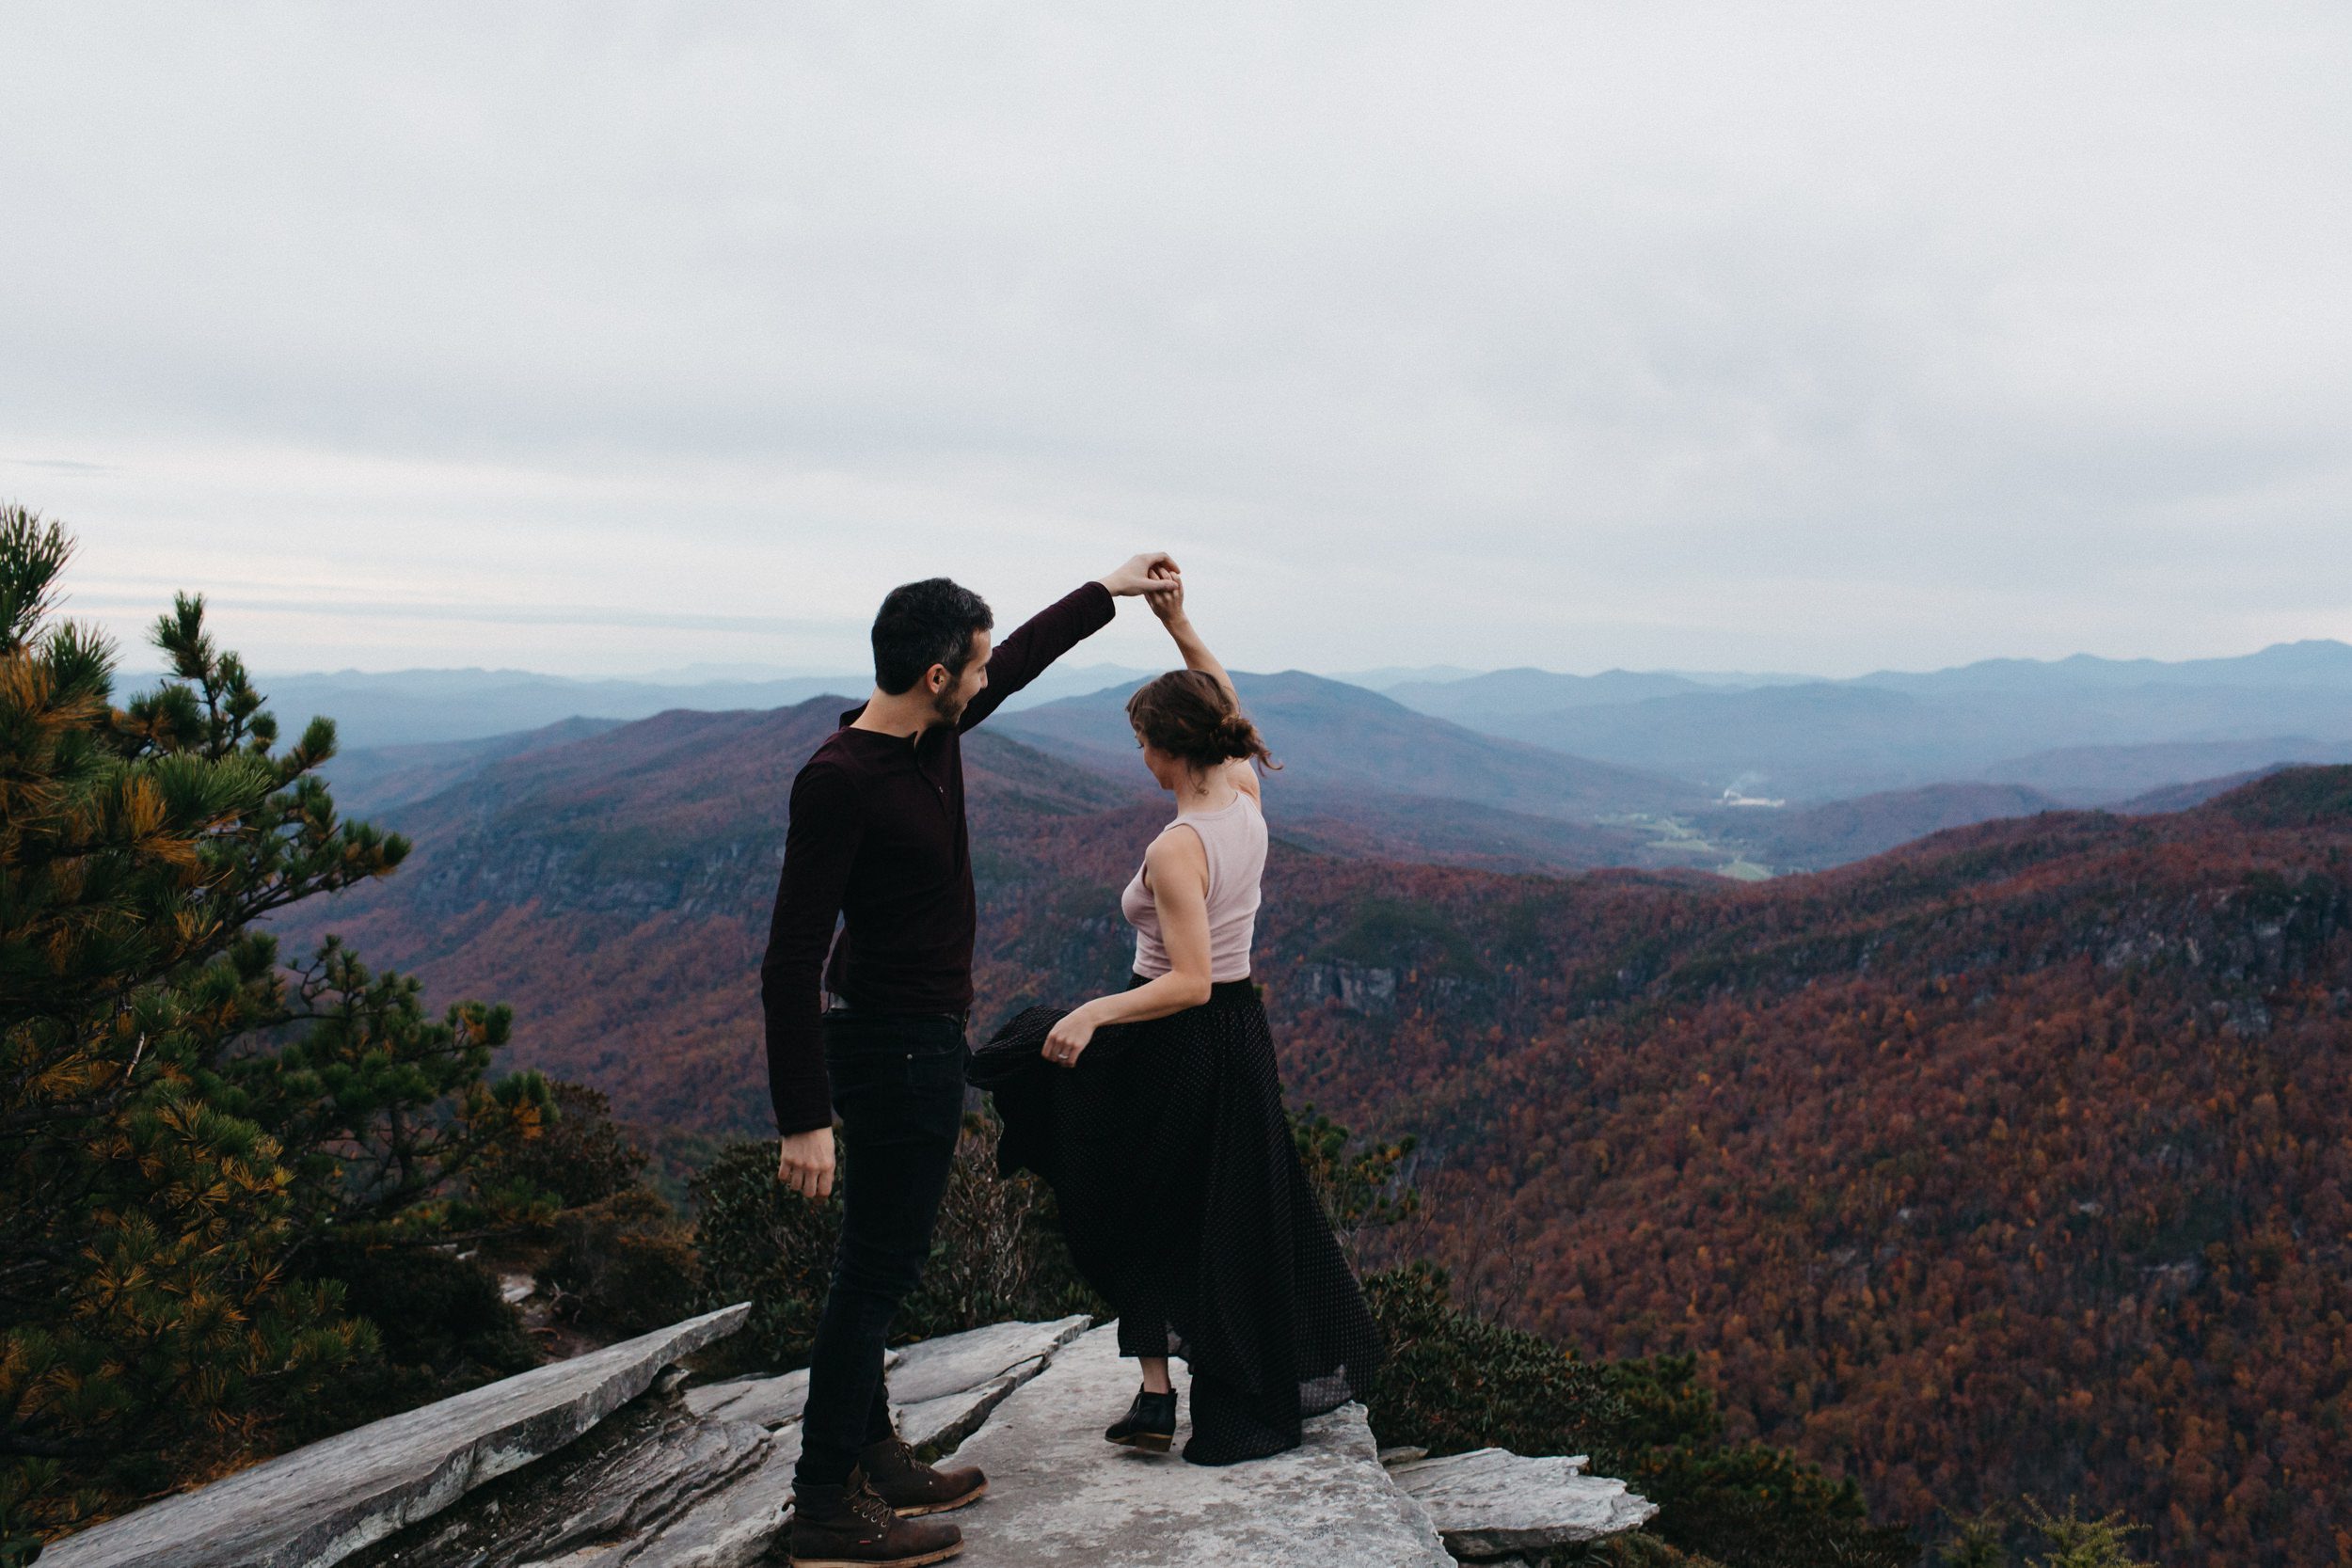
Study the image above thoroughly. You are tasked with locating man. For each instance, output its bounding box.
[764,554,1176,1567]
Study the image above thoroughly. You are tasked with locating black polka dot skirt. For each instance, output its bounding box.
[969,974,1385,1465]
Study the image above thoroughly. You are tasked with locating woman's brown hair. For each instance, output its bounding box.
[1124,669,1279,773]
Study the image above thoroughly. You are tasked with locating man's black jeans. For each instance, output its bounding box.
[791,1007,969,1493]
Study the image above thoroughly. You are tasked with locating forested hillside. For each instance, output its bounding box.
[1252,770,2351,1564]
[278,713,2352,1562]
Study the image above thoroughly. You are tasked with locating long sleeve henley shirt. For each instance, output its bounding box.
[758,580,1116,1133]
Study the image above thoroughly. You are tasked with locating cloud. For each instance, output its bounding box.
[3,2,2347,675]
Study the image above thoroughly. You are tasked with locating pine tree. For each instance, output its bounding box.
[0,505,554,1560]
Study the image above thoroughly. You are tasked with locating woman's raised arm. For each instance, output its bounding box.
[1146,574,1237,708]
[1145,575,1262,800]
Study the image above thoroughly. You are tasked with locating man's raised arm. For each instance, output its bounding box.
[958,551,1178,732]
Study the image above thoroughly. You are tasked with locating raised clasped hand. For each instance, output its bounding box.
[1043,1009,1098,1068]
[1101,551,1180,596]
[1144,569,1184,624]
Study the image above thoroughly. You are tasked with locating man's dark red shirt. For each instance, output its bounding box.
[759,581,1115,1133]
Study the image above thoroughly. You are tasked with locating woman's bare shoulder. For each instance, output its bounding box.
[1144,819,1210,885]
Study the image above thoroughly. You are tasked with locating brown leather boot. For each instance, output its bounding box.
[857,1432,989,1516]
[783,1465,962,1567]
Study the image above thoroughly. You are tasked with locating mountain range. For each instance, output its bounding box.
[213,661,1161,750]
[1379,640,2352,802]
[273,682,2352,1563]
[994,668,1701,816]
[280,641,2352,855]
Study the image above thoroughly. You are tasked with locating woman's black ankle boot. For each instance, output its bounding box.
[1104,1385,1178,1451]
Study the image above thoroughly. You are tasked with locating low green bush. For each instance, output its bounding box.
[691,1112,1101,1370]
[1359,1259,1622,1456]
[496,1081,652,1212]
[281,1243,536,1445]
[1933,1500,2153,1568]
[538,1185,702,1338]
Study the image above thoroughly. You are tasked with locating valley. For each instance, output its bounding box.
[276,673,2352,1562]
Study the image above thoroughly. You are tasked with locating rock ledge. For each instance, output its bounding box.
[50,1307,1657,1568]
[45,1304,749,1568]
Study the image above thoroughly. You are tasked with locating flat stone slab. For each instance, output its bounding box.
[54,1306,1655,1568]
[1386,1448,1658,1557]
[938,1323,1454,1567]
[580,1317,1089,1568]
[682,1316,1086,1440]
[683,1366,814,1428]
[48,1303,750,1568]
[553,1428,803,1568]
[885,1314,1092,1406]
[346,1404,771,1568]
[898,1370,1029,1454]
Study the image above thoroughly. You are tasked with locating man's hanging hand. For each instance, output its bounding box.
[776,1126,836,1201]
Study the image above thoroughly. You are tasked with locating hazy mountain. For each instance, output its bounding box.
[321,717,625,818]
[1266,789,1662,874]
[1980,736,2352,803]
[1327,663,1484,689]
[1384,665,1834,707]
[1656,668,1828,688]
[985,661,1160,712]
[994,669,1706,821]
[217,658,1152,751]
[1704,782,2066,872]
[1851,637,2352,695]
[1365,641,2352,803]
[1384,667,1708,723]
[2110,767,2299,816]
[1692,756,2352,871]
[1489,679,2352,802]
[1496,682,1947,799]
[232,637,2352,807]
[230,668,855,748]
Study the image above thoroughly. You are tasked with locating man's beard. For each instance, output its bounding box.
[930,683,966,726]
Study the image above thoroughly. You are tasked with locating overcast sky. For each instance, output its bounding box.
[4,4,2347,679]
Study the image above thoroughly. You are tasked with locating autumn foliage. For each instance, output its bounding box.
[279,685,2352,1563]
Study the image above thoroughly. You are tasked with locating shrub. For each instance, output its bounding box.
[2021,1499,2152,1568]
[281,1243,538,1445]
[539,1186,702,1339]
[494,1081,650,1212]
[691,1112,1100,1370]
[1360,1260,1622,1456]
[1930,1500,2153,1568]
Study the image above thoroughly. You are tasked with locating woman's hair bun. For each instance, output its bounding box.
[1124,669,1280,772]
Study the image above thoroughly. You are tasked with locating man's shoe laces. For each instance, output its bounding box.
[846,1472,898,1530]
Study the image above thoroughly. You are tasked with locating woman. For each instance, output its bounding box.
[967,574,1384,1465]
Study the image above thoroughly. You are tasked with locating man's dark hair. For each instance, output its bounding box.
[871,578,994,694]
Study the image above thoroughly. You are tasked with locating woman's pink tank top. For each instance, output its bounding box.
[1120,791,1266,982]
